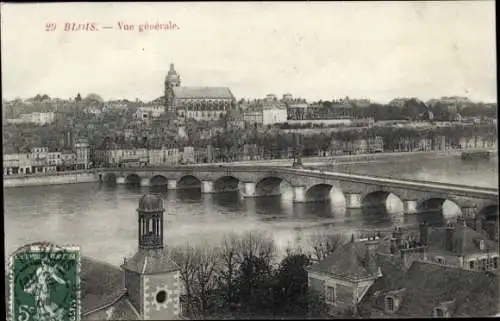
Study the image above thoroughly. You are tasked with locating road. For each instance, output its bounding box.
[213,150,466,167]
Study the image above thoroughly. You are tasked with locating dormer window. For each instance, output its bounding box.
[385,296,396,313]
[479,240,485,251]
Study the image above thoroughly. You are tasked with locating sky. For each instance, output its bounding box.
[1,1,497,103]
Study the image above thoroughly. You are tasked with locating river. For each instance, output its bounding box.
[4,153,498,266]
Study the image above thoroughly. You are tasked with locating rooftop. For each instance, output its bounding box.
[361,260,500,317]
[307,238,383,281]
[173,86,234,100]
[427,224,499,256]
[138,194,165,212]
[122,248,179,275]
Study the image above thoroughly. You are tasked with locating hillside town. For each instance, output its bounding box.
[2,65,498,176]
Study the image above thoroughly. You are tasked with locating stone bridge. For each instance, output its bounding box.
[97,165,498,222]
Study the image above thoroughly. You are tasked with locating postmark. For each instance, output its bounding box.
[8,242,81,321]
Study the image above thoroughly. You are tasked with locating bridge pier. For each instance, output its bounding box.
[345,193,362,209]
[168,180,178,190]
[403,199,418,214]
[201,180,214,194]
[475,216,482,233]
[239,182,256,198]
[140,178,150,187]
[116,177,125,184]
[293,186,306,203]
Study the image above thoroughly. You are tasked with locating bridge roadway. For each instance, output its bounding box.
[284,168,499,200]
[100,165,497,198]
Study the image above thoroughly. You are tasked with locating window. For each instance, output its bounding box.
[325,285,335,304]
[479,240,485,251]
[469,260,475,270]
[156,290,167,303]
[385,296,395,313]
[494,257,498,269]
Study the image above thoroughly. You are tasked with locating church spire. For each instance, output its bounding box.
[137,194,165,250]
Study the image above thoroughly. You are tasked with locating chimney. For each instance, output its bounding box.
[419,222,428,245]
[365,235,380,273]
[445,222,455,252]
[392,226,403,247]
[457,215,467,227]
[399,237,427,269]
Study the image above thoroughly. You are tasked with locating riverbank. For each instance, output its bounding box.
[3,172,99,188]
[223,149,485,167]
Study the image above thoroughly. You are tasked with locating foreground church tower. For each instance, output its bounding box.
[122,194,181,320]
[164,63,181,114]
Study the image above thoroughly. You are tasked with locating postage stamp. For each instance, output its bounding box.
[8,242,81,321]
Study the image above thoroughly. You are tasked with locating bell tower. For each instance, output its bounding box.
[164,63,181,114]
[138,195,164,249]
[122,194,182,320]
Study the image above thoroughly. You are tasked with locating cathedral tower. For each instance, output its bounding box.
[164,63,181,113]
[122,194,182,320]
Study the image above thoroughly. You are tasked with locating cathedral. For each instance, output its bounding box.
[164,63,236,122]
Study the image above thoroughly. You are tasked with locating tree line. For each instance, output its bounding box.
[169,231,354,319]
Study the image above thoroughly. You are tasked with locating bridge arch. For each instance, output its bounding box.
[103,173,117,184]
[125,173,141,185]
[150,175,169,186]
[476,204,499,241]
[255,176,292,197]
[417,197,462,225]
[361,190,404,213]
[177,175,202,190]
[305,183,334,202]
[214,176,240,193]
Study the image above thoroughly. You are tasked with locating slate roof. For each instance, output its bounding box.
[360,261,500,317]
[306,239,382,281]
[88,294,140,320]
[427,225,498,256]
[173,86,234,100]
[138,194,165,212]
[122,248,179,275]
[81,256,125,314]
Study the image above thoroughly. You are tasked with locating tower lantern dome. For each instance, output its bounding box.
[137,194,165,250]
[138,194,165,213]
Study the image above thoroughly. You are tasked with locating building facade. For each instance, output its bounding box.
[164,64,235,122]
[307,222,499,318]
[242,95,288,126]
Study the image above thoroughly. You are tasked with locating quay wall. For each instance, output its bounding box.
[3,172,99,188]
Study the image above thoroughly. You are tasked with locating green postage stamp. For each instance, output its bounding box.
[8,242,81,321]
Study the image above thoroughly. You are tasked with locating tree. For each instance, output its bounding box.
[274,251,311,315]
[235,254,275,314]
[215,232,277,316]
[170,243,198,317]
[216,234,241,311]
[192,246,220,317]
[308,231,345,262]
[76,93,82,102]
